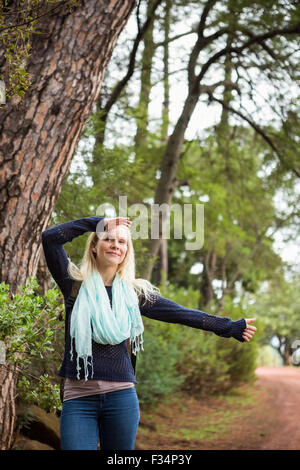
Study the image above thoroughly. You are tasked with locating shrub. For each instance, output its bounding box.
[135,318,184,405]
[177,296,258,395]
[142,284,259,398]
[0,277,64,412]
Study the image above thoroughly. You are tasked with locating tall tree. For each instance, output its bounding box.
[254,276,300,365]
[134,0,157,152]
[141,0,300,280]
[161,0,170,143]
[173,126,287,310]
[155,0,171,286]
[93,0,163,147]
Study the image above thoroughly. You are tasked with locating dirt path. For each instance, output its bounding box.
[253,366,300,449]
[136,366,300,450]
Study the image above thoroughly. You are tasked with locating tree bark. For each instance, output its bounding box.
[155,237,168,287]
[36,249,52,295]
[201,250,217,309]
[0,0,136,293]
[283,340,290,366]
[0,363,18,450]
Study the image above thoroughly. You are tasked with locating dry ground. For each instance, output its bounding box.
[135,366,300,450]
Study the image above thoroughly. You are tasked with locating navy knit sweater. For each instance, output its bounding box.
[41,217,246,383]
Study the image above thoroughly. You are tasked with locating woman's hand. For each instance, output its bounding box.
[242,318,257,342]
[104,217,132,231]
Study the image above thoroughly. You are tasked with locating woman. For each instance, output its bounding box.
[41,215,256,450]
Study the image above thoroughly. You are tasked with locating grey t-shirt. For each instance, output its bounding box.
[63,378,134,402]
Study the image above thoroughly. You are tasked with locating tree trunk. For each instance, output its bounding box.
[0,0,136,293]
[134,0,156,152]
[161,0,170,143]
[0,363,18,450]
[283,340,290,366]
[0,0,136,450]
[141,91,200,280]
[155,0,171,288]
[94,0,162,147]
[155,238,168,287]
[36,249,52,295]
[201,250,217,309]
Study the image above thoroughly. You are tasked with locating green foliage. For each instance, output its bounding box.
[0,0,79,102]
[135,285,201,405]
[174,286,257,390]
[135,318,184,405]
[135,282,258,404]
[256,344,283,367]
[170,126,285,304]
[17,374,61,412]
[218,297,258,386]
[253,275,300,364]
[0,277,64,412]
[53,132,163,274]
[177,331,233,395]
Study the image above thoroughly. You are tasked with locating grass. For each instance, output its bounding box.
[137,382,261,447]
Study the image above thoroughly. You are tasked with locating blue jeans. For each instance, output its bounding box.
[60,387,140,450]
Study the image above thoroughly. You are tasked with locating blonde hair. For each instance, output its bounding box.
[67,224,160,304]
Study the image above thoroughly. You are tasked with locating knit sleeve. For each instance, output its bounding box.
[41,217,105,299]
[139,294,246,342]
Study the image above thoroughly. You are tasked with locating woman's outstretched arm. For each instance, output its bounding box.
[41,216,105,299]
[139,294,256,343]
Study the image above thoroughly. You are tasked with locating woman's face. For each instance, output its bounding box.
[93,226,128,267]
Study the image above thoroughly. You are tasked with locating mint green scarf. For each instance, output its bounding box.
[70,269,144,380]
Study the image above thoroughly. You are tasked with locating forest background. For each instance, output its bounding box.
[0,0,300,450]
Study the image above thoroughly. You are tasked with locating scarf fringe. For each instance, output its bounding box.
[75,355,94,381]
[131,333,144,355]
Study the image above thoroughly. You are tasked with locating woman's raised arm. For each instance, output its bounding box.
[41,217,105,299]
